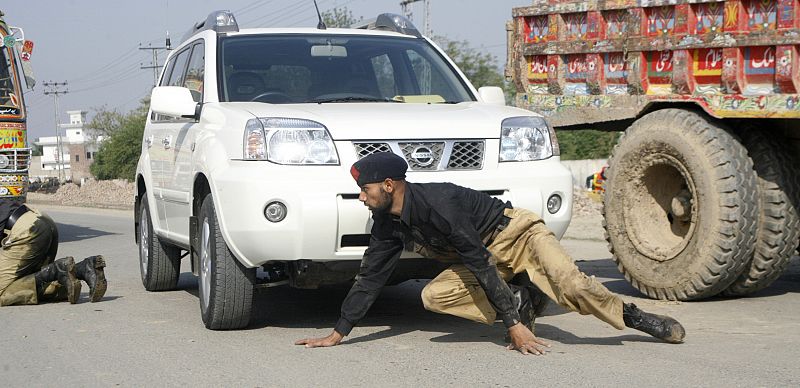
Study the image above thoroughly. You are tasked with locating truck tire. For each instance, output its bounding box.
[603,109,758,300]
[198,194,255,330]
[138,195,182,291]
[723,129,800,296]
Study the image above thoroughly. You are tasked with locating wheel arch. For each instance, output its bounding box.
[190,172,212,275]
[134,174,147,244]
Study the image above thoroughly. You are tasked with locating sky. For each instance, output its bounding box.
[2,0,531,141]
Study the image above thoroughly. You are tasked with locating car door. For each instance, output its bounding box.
[164,41,205,242]
[148,45,191,233]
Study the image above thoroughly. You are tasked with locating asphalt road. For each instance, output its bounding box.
[2,205,799,387]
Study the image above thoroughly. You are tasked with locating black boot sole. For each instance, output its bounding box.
[64,257,81,304]
[88,256,107,303]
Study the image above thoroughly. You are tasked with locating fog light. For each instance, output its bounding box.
[0,154,9,169]
[264,201,287,223]
[546,194,562,214]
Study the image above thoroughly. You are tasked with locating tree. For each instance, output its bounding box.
[555,130,621,160]
[89,98,149,181]
[85,107,124,138]
[321,7,362,28]
[433,37,505,89]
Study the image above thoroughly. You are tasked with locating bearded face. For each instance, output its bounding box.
[359,183,393,214]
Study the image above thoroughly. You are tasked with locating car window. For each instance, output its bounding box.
[166,48,191,87]
[370,54,396,98]
[183,42,205,102]
[220,35,474,104]
[406,49,459,98]
[159,57,176,87]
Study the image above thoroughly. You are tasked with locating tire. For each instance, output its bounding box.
[603,109,758,300]
[723,128,800,295]
[138,195,182,291]
[198,194,255,330]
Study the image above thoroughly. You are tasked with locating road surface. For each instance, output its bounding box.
[1,204,798,386]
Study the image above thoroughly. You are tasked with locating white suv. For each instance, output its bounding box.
[135,11,572,330]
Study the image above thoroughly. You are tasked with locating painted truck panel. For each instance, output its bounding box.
[0,12,31,199]
[507,0,800,126]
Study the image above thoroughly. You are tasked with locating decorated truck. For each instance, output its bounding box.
[507,0,800,300]
[0,11,34,203]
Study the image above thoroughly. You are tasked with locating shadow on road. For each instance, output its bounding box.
[56,222,118,243]
[166,255,800,347]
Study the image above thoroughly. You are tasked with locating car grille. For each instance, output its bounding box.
[353,140,485,171]
[0,148,31,173]
[448,141,484,170]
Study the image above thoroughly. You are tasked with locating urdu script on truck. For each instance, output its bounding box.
[506,0,800,127]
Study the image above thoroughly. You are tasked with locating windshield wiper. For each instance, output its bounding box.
[311,96,401,103]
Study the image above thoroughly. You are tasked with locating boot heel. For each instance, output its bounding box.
[90,256,107,303]
[65,257,81,304]
[93,255,106,269]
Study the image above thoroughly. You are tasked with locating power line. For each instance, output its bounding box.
[139,39,171,87]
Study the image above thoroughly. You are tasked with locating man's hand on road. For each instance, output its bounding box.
[506,323,551,355]
[295,330,344,348]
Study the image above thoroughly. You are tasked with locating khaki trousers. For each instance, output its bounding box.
[0,208,60,306]
[421,208,625,330]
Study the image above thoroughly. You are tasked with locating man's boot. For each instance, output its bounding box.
[623,303,686,344]
[34,256,81,304]
[75,255,107,303]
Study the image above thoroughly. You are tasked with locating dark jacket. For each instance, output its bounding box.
[334,182,519,336]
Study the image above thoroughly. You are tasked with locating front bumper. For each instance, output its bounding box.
[212,156,572,268]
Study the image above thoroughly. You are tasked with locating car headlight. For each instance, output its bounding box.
[243,118,339,165]
[0,154,9,169]
[499,116,555,162]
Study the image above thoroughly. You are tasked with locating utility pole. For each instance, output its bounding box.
[400,0,431,37]
[42,81,68,182]
[400,0,432,92]
[139,33,172,87]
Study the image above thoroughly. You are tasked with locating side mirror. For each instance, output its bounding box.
[478,86,505,106]
[151,86,199,119]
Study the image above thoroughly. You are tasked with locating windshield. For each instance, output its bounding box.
[0,45,22,116]
[219,34,474,104]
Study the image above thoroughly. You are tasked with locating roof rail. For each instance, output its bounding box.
[181,10,239,43]
[353,13,421,38]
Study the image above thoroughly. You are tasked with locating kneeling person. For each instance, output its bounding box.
[1,203,107,305]
[295,153,685,354]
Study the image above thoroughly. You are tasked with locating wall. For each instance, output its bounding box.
[67,143,92,182]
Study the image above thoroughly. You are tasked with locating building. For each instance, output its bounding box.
[34,110,104,182]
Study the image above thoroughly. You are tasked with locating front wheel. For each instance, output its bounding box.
[198,194,255,330]
[603,109,758,300]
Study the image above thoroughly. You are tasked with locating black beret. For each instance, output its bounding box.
[350,152,408,186]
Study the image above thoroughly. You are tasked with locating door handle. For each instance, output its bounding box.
[163,135,172,149]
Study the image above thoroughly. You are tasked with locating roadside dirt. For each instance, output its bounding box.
[27,179,135,210]
[26,181,608,239]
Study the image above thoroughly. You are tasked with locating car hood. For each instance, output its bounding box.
[226,102,537,140]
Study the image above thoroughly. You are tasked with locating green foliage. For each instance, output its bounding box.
[85,107,124,137]
[321,7,362,28]
[432,36,518,104]
[89,98,149,181]
[433,37,504,89]
[556,130,621,160]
